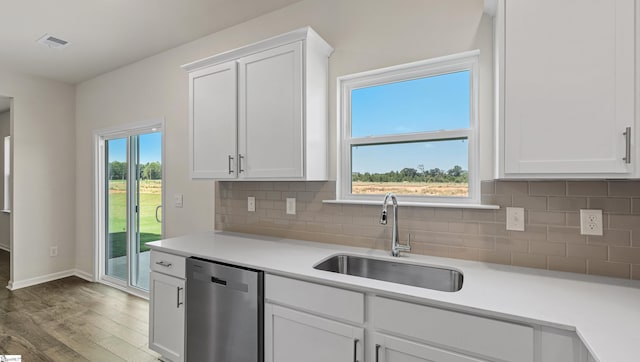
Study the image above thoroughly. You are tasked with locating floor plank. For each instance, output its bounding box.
[0,250,160,361]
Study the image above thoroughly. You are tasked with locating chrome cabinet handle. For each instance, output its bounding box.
[228,155,234,174]
[375,344,381,362]
[238,154,245,173]
[623,127,632,164]
[177,286,183,308]
[353,339,359,362]
[155,260,172,268]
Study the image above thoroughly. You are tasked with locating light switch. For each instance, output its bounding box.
[506,207,525,231]
[174,194,183,208]
[248,197,256,212]
[286,198,296,215]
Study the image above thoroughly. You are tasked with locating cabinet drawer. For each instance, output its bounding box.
[373,297,534,362]
[265,274,364,324]
[150,251,186,279]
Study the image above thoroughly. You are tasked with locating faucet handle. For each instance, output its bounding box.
[398,233,411,252]
[380,210,388,225]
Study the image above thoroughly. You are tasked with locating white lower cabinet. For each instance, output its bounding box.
[265,303,364,362]
[373,334,487,362]
[149,251,186,362]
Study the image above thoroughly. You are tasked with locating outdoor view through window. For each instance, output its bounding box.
[350,70,470,197]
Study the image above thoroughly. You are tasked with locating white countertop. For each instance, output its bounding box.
[147,231,640,362]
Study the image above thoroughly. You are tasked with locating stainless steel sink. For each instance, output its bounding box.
[313,254,463,292]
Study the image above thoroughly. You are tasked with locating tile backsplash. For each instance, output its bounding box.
[216,180,640,280]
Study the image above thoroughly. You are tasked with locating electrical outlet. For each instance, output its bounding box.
[506,207,525,231]
[49,246,58,257]
[248,196,256,212]
[286,198,296,215]
[580,209,603,236]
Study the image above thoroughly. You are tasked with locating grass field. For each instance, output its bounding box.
[352,181,468,197]
[107,180,162,258]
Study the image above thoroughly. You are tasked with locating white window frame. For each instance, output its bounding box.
[337,50,480,205]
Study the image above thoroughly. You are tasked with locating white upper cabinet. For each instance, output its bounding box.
[183,27,333,180]
[189,61,237,179]
[494,0,637,178]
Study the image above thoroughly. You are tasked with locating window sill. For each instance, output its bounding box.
[322,199,499,210]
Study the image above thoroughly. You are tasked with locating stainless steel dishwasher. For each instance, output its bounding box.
[186,257,264,362]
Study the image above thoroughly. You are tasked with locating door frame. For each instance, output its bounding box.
[93,119,165,298]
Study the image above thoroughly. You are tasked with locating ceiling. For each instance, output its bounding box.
[0,0,303,84]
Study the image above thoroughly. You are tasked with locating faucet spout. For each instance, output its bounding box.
[380,192,410,257]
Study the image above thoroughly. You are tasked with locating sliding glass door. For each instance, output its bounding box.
[103,127,162,293]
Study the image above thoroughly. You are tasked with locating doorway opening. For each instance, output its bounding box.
[95,120,164,296]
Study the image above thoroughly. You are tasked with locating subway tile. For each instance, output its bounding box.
[548,197,587,212]
[478,223,508,237]
[609,214,640,231]
[528,211,565,226]
[512,252,547,269]
[632,264,640,280]
[448,247,480,261]
[294,191,315,202]
[587,229,631,246]
[495,237,529,252]
[632,198,640,215]
[608,181,640,197]
[449,222,479,234]
[462,209,495,222]
[588,260,630,279]
[434,208,463,220]
[482,194,512,207]
[547,226,586,244]
[265,191,282,200]
[565,212,580,227]
[402,206,436,219]
[287,182,307,191]
[548,256,587,274]
[507,225,547,241]
[461,235,495,250]
[609,246,640,264]
[412,232,465,247]
[567,181,608,196]
[413,242,450,258]
[495,181,528,195]
[530,241,566,256]
[528,181,566,196]
[477,249,512,265]
[567,244,608,260]
[512,195,547,210]
[587,197,631,214]
[480,180,495,195]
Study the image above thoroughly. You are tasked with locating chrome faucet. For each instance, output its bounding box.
[380,192,411,257]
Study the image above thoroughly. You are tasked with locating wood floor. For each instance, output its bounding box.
[0,250,160,361]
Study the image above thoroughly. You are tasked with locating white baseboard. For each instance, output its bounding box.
[8,269,96,290]
[73,269,95,282]
[8,269,77,290]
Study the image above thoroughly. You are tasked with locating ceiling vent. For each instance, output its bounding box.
[37,33,71,49]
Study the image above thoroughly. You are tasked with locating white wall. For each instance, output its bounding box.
[75,0,493,275]
[0,110,9,250]
[0,69,76,286]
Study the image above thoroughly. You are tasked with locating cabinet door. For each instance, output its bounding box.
[238,42,303,179]
[149,271,185,362]
[373,334,488,362]
[503,0,635,176]
[189,61,237,178]
[265,303,363,362]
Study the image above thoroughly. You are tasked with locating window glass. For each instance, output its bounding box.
[351,71,470,138]
[351,139,469,197]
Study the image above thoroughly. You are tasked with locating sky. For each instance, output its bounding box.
[107,132,162,164]
[351,70,470,174]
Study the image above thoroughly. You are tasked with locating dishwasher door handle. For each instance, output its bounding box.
[211,276,227,286]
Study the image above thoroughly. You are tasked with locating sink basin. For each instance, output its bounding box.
[313,254,463,292]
